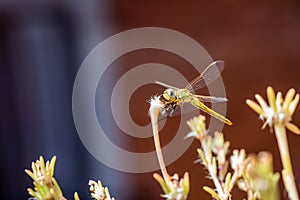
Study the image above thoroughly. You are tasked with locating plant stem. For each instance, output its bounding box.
[207,159,225,199]
[228,171,239,192]
[149,102,169,182]
[274,123,299,200]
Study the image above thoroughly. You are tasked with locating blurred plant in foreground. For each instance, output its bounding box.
[89,180,115,200]
[187,115,247,200]
[237,152,280,200]
[25,156,114,200]
[186,115,280,200]
[25,86,300,200]
[153,172,190,200]
[247,86,300,200]
[25,156,67,200]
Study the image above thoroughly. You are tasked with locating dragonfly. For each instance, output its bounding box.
[155,60,233,126]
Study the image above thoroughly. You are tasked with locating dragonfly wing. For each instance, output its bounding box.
[155,81,180,90]
[194,95,228,103]
[185,60,225,92]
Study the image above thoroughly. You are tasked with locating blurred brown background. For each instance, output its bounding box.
[1,0,300,199]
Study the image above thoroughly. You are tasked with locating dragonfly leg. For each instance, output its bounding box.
[169,104,177,117]
[157,103,177,122]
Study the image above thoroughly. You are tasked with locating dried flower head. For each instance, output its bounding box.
[246,86,300,134]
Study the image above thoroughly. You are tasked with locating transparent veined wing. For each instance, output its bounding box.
[185,60,225,92]
[155,60,224,92]
[193,95,228,103]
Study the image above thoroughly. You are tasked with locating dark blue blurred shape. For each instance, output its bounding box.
[0,1,128,199]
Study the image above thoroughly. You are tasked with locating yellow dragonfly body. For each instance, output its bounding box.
[156,60,232,126]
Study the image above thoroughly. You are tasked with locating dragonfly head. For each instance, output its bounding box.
[163,88,176,102]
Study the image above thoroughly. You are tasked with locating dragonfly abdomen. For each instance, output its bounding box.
[190,97,233,126]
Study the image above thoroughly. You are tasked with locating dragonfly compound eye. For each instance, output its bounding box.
[163,88,176,101]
